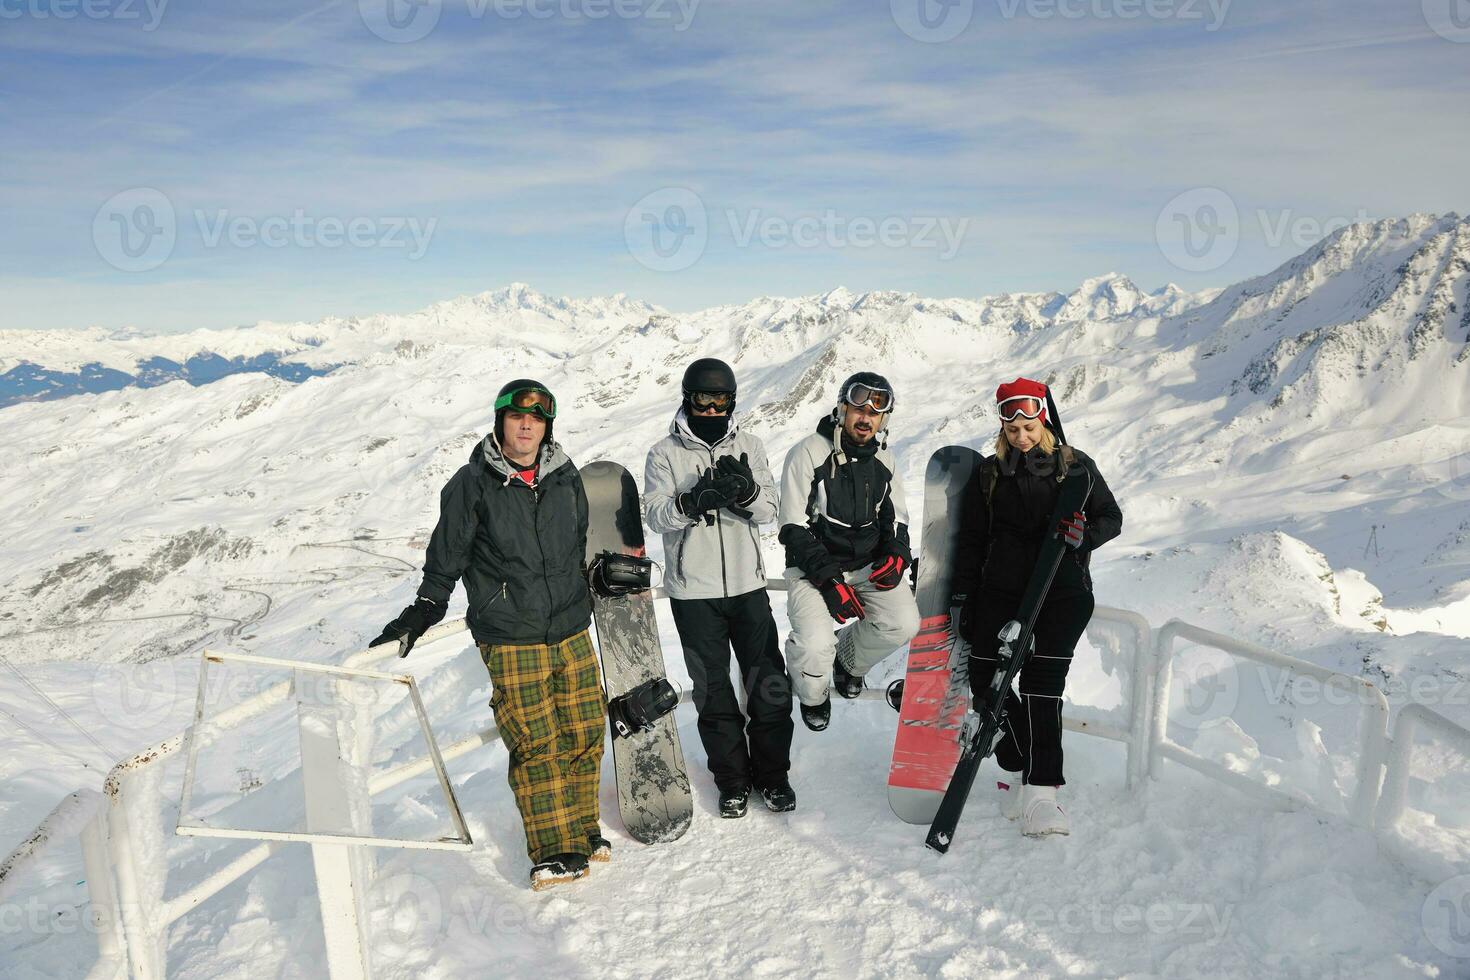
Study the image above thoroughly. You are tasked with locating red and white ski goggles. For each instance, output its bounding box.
[997,395,1046,422]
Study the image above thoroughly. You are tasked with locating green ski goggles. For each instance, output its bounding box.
[494,386,557,419]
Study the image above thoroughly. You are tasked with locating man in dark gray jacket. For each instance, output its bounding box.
[644,358,795,818]
[372,379,606,891]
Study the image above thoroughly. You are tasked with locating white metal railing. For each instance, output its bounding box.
[4,591,1467,978]
[1150,619,1391,827]
[1376,703,1470,832]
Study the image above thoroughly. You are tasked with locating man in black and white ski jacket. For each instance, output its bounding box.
[778,371,920,732]
[644,358,796,817]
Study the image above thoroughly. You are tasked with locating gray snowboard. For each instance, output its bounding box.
[581,460,693,844]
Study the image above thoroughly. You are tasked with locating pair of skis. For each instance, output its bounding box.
[887,446,1093,854]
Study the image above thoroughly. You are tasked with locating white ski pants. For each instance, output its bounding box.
[783,566,921,706]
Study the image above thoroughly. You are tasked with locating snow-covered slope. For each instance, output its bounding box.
[2,215,1469,977]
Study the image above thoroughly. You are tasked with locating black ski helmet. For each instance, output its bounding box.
[834,371,895,434]
[837,371,894,408]
[681,357,737,410]
[494,377,555,445]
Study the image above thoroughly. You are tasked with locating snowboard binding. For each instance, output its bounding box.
[886,679,905,712]
[607,677,678,738]
[589,551,654,598]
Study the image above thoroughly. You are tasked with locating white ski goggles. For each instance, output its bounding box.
[842,382,893,414]
[997,395,1046,422]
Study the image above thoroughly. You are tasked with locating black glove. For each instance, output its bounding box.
[677,467,743,521]
[819,578,866,624]
[370,596,447,657]
[714,452,759,507]
[1057,510,1086,550]
[867,553,908,591]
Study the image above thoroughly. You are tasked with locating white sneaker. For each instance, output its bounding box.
[997,780,1023,821]
[1020,785,1070,837]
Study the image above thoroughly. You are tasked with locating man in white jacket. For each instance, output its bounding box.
[778,372,921,732]
[644,358,796,818]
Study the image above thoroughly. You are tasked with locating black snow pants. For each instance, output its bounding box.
[669,589,795,794]
[966,588,1095,787]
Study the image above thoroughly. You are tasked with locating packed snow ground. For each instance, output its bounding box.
[2,609,1461,979]
[3,215,1469,976]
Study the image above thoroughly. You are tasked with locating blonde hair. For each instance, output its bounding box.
[994,424,1057,460]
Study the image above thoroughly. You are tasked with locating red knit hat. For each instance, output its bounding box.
[995,377,1048,423]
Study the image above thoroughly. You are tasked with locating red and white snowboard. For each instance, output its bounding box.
[887,445,982,825]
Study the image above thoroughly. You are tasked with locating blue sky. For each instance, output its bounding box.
[2,0,1468,332]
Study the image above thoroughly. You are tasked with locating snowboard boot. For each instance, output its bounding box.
[719,785,751,819]
[997,780,1023,821]
[800,696,832,732]
[588,832,612,863]
[1020,785,1069,837]
[758,780,797,813]
[530,853,590,891]
[832,627,864,698]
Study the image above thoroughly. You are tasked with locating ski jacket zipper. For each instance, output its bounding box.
[708,446,729,597]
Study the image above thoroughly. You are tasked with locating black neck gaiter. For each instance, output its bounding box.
[686,412,730,445]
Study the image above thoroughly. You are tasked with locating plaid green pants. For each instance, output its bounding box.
[479,630,606,862]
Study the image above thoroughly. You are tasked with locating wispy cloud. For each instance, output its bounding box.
[2,0,1466,332]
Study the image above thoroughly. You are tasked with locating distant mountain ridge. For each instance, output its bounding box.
[0,276,1216,408]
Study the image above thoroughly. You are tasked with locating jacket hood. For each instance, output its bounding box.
[672,406,742,449]
[474,432,571,483]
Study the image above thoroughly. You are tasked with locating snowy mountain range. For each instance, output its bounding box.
[0,277,1206,408]
[2,213,1466,671]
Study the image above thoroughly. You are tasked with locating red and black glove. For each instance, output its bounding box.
[818,578,866,624]
[1057,510,1086,550]
[868,553,908,591]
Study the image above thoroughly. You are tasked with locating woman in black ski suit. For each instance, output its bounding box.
[951,377,1122,836]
